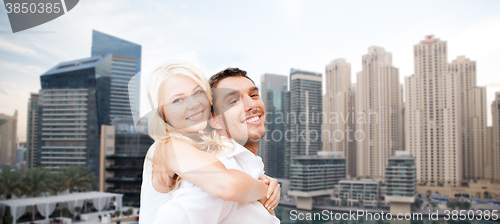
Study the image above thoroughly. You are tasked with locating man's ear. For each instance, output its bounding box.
[208,113,224,130]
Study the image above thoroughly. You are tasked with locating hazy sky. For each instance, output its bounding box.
[1,0,499,142]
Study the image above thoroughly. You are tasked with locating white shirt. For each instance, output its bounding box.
[139,141,173,224]
[153,141,280,224]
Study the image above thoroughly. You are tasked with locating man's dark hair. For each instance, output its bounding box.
[209,68,255,88]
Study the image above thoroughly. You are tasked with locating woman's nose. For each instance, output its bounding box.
[186,95,200,110]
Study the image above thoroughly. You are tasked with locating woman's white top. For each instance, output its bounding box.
[139,141,173,224]
[153,140,280,224]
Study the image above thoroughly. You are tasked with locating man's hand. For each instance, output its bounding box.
[258,174,280,214]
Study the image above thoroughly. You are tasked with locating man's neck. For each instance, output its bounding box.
[243,141,259,155]
[217,130,259,155]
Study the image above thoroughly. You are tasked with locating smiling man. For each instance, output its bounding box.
[208,68,266,155]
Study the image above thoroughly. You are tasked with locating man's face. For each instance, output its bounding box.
[212,76,266,144]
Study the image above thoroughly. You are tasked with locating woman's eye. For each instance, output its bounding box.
[172,98,183,104]
[229,99,239,105]
[194,90,204,95]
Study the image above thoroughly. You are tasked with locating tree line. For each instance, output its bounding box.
[0,166,98,199]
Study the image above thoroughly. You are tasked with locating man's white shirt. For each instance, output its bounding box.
[153,141,280,224]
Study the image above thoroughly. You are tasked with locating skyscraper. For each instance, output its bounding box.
[91,30,142,122]
[406,35,462,187]
[26,93,39,168]
[356,46,401,178]
[0,111,18,166]
[448,56,487,180]
[492,92,500,182]
[258,73,288,178]
[289,69,323,157]
[38,55,112,175]
[323,58,357,177]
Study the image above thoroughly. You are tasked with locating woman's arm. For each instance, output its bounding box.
[157,139,268,203]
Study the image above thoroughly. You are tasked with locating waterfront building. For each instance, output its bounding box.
[288,151,346,210]
[385,151,416,215]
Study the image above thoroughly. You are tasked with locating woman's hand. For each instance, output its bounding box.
[258,174,280,214]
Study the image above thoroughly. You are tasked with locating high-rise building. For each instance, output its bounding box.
[26,93,39,168]
[448,56,487,180]
[323,58,357,177]
[405,35,462,187]
[289,69,323,157]
[492,92,500,182]
[100,118,153,207]
[356,46,402,178]
[91,30,142,122]
[258,73,288,178]
[283,91,292,179]
[0,111,18,166]
[485,126,493,179]
[37,55,112,175]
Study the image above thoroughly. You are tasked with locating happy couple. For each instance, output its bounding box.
[138,60,281,224]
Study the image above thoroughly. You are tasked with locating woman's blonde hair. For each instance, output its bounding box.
[146,59,233,190]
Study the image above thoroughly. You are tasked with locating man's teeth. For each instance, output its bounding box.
[243,116,259,124]
[187,112,202,120]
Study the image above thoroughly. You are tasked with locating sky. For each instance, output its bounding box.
[1,0,500,142]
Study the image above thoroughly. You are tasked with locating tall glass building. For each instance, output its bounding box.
[38,55,113,175]
[258,74,289,179]
[91,30,142,122]
[289,69,323,157]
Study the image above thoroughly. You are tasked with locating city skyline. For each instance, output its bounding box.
[1,1,500,141]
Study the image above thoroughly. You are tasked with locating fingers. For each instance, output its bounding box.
[259,178,270,186]
[264,183,280,210]
[266,178,278,198]
[258,174,267,181]
[268,208,275,216]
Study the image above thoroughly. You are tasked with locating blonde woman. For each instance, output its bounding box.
[139,60,279,224]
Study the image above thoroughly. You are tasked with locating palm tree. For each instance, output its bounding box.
[61,165,97,193]
[0,168,24,199]
[23,167,53,197]
[50,172,68,194]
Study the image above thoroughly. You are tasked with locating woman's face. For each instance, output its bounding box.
[159,75,211,133]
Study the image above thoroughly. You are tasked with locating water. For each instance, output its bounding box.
[274,205,495,224]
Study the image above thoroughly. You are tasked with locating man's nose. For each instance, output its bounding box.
[242,95,257,112]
